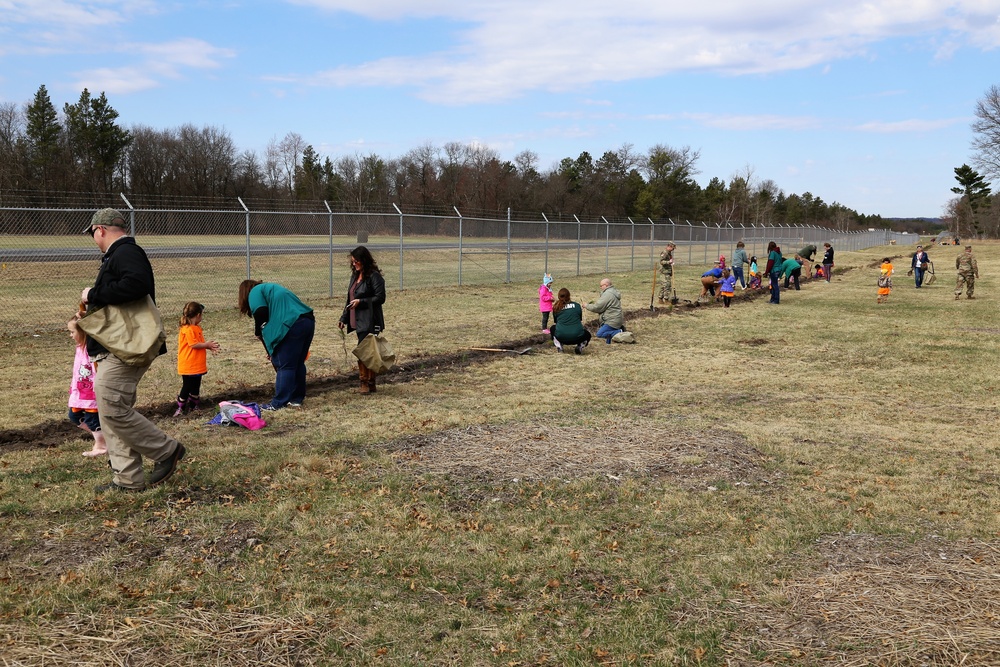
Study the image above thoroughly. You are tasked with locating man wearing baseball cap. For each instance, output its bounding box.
[81,208,185,493]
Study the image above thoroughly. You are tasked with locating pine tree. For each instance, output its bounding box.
[63,89,132,193]
[24,85,62,188]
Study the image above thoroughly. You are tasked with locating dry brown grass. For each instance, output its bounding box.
[2,240,999,665]
[0,608,343,666]
[723,535,1000,665]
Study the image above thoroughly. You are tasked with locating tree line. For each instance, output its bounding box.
[0,83,944,232]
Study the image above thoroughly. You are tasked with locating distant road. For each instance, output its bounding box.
[0,239,648,263]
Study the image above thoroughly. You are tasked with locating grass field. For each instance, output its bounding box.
[1,241,998,665]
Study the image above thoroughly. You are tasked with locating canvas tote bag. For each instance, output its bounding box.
[77,295,166,366]
[351,331,395,374]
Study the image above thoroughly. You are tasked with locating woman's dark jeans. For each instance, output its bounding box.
[784,268,801,290]
[271,316,315,407]
[769,270,782,303]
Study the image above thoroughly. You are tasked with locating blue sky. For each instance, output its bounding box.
[2,0,999,218]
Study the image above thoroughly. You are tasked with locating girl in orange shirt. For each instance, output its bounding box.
[175,302,220,416]
[877,258,893,304]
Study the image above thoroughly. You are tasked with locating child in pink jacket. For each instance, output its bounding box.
[538,273,554,333]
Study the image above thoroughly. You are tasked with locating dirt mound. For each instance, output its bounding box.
[388,419,777,490]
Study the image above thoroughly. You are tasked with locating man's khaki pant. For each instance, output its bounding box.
[658,272,673,300]
[95,354,180,489]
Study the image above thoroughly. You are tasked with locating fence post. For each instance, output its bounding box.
[702,221,709,264]
[119,193,135,237]
[506,207,511,284]
[646,218,655,269]
[602,216,610,272]
[716,223,722,263]
[324,200,333,298]
[573,215,582,276]
[238,197,250,279]
[455,206,463,286]
[629,217,635,271]
[393,203,403,291]
[541,212,550,273]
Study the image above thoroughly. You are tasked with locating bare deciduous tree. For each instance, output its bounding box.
[972,85,1000,182]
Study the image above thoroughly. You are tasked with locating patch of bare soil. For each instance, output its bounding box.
[738,337,770,347]
[0,511,265,585]
[722,533,1000,665]
[387,419,778,491]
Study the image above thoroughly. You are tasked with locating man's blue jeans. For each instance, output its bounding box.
[596,324,622,344]
[271,316,315,407]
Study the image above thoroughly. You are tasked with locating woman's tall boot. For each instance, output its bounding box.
[358,362,371,394]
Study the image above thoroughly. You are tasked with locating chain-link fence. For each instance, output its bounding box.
[0,201,911,334]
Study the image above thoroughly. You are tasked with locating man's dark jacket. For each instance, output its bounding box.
[86,236,166,359]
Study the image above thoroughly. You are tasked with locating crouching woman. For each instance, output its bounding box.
[550,288,592,354]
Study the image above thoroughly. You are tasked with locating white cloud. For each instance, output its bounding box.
[0,0,157,52]
[854,118,966,132]
[688,113,823,131]
[134,39,234,70]
[280,0,1000,102]
[70,39,235,94]
[2,2,232,94]
[1,0,128,28]
[70,67,160,95]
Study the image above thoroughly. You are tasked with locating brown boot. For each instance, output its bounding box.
[358,362,370,394]
[368,370,377,393]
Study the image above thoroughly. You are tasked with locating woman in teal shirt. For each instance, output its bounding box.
[764,241,783,304]
[238,280,315,410]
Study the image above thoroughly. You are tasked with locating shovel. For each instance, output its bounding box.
[468,347,534,355]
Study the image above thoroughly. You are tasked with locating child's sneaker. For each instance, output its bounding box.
[542,329,550,334]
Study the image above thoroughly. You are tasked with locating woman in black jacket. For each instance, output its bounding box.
[338,246,386,394]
